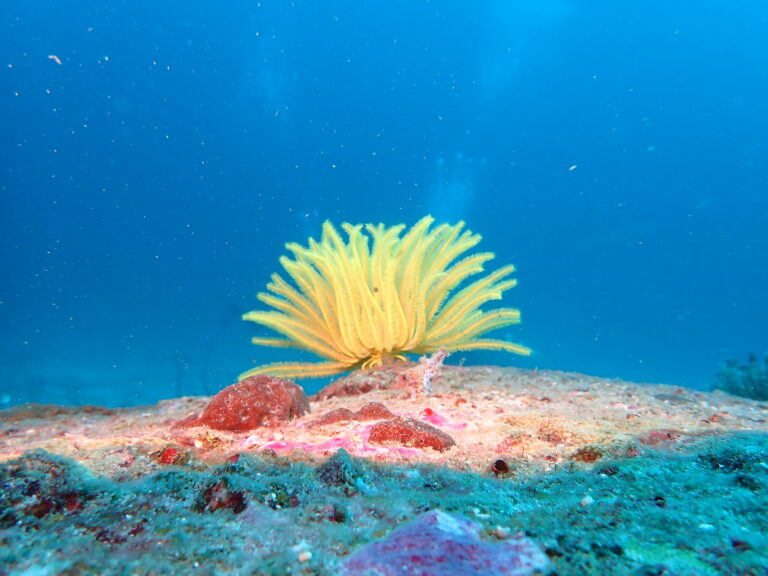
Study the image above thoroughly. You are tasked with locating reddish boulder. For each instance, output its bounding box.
[196,376,310,431]
[307,402,397,428]
[307,407,356,428]
[368,418,455,452]
[355,402,395,421]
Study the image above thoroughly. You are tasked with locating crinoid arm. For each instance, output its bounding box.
[447,338,533,356]
[239,360,352,381]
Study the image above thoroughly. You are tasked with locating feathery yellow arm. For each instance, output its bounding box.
[240,215,530,380]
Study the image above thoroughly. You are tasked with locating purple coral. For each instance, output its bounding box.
[339,510,549,576]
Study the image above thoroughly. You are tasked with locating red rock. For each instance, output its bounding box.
[308,402,395,428]
[355,402,395,421]
[307,407,355,428]
[196,376,310,431]
[368,418,455,452]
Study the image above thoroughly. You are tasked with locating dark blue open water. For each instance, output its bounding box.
[2,1,767,406]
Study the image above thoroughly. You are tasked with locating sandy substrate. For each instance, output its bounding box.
[1,365,767,575]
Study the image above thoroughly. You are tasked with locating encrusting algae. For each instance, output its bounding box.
[240,215,531,380]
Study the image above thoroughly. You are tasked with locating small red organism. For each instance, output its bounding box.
[157,447,181,466]
[491,459,510,476]
[197,479,247,514]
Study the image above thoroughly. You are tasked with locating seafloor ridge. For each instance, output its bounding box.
[1,364,766,575]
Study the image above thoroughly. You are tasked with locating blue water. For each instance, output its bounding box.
[2,1,767,407]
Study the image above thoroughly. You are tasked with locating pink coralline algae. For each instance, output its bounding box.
[339,510,549,576]
[188,375,310,431]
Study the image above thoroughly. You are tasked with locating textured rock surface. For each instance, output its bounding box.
[339,510,549,576]
[1,366,767,575]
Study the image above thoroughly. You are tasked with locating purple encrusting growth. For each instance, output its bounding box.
[340,510,548,576]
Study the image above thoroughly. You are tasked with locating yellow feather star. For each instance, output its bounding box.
[240,215,531,380]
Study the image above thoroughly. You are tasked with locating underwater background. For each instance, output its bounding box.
[1,0,767,407]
